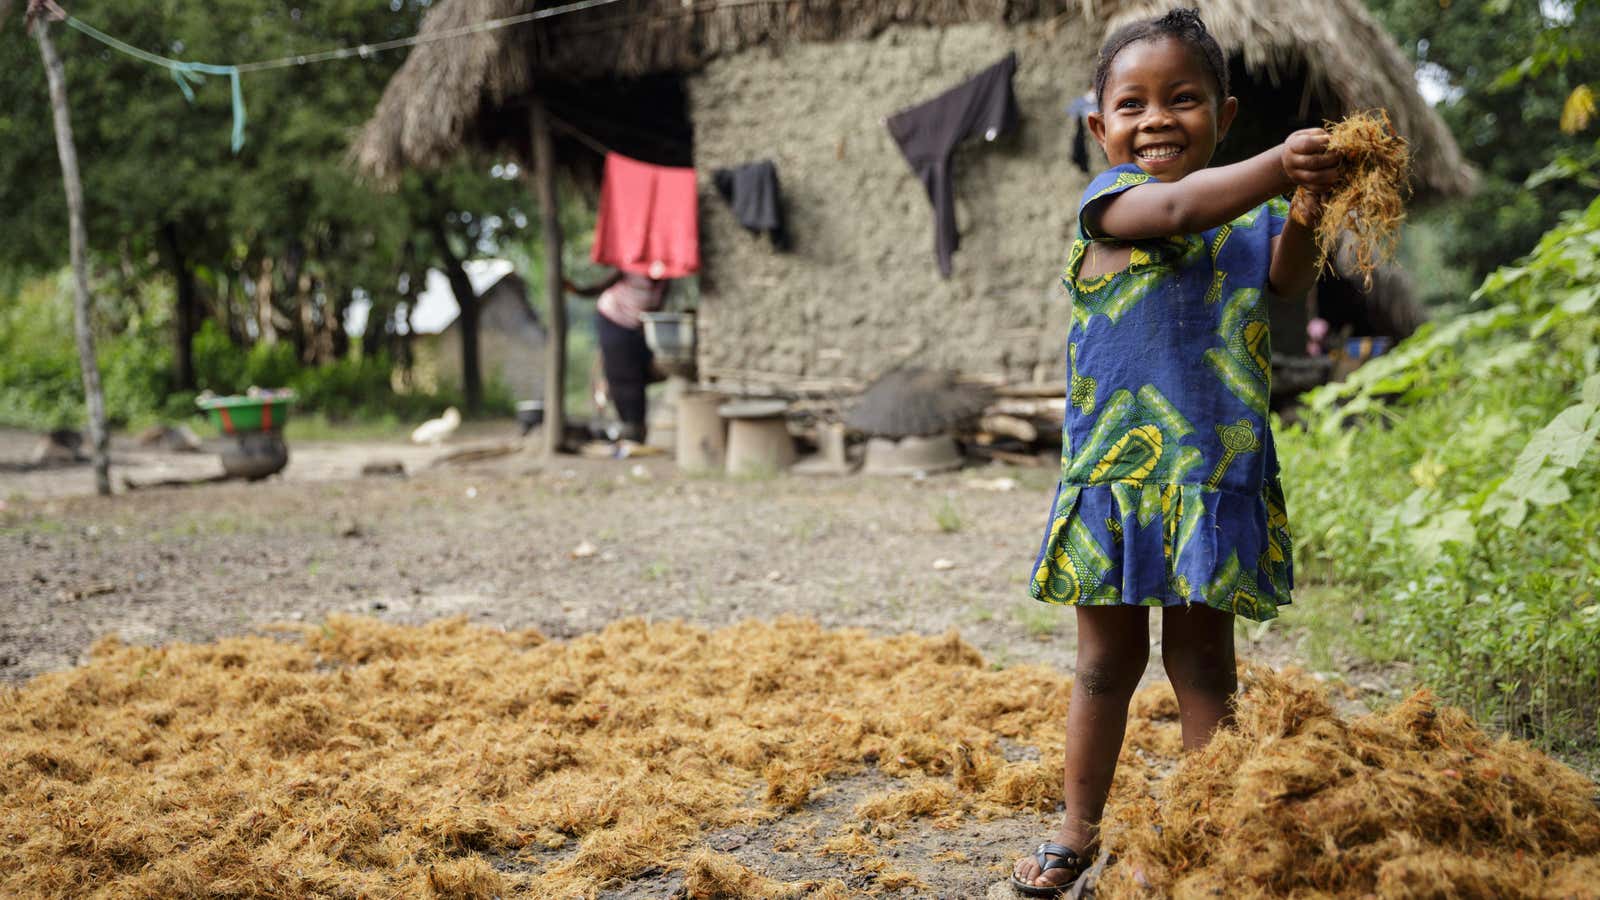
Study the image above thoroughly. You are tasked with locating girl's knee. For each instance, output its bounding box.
[1074,607,1150,697]
[1162,649,1236,696]
[1074,651,1147,697]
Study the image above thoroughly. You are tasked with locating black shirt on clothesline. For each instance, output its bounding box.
[712,160,790,251]
[886,52,1019,278]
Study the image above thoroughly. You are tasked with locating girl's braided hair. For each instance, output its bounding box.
[1092,8,1229,104]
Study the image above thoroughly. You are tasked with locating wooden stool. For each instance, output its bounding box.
[647,375,687,451]
[720,399,795,476]
[676,390,726,472]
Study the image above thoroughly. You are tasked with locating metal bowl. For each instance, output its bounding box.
[641,312,696,378]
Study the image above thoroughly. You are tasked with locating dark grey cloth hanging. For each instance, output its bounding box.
[712,160,790,250]
[1066,94,1098,173]
[1071,117,1090,172]
[886,52,1019,278]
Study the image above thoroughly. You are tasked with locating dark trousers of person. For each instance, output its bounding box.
[596,311,653,442]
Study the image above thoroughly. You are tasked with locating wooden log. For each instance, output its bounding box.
[123,473,232,491]
[995,382,1068,399]
[972,447,1049,468]
[428,442,522,467]
[988,397,1066,423]
[977,414,1038,443]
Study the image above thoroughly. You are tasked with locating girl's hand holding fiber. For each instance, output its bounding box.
[1280,128,1341,192]
[1289,187,1325,228]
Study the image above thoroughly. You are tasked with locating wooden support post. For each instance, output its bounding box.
[532,96,566,457]
[34,15,110,495]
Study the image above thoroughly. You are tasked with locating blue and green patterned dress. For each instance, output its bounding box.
[1029,163,1294,622]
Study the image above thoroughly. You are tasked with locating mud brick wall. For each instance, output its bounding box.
[689,22,1101,391]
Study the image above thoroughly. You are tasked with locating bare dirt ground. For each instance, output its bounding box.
[0,424,1400,897]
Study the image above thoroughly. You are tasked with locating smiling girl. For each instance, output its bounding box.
[1011,9,1341,896]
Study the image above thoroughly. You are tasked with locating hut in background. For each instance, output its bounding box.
[411,272,547,403]
[355,0,1472,427]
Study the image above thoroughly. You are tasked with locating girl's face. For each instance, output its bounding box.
[1088,36,1237,182]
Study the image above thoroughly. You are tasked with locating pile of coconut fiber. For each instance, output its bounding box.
[1,616,1595,898]
[1099,667,1600,898]
[0,616,1095,897]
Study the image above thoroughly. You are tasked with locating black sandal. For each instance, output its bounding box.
[1010,842,1091,897]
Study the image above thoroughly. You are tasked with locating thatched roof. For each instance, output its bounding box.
[353,0,1473,197]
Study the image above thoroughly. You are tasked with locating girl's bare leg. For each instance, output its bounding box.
[1160,603,1238,749]
[1014,606,1149,889]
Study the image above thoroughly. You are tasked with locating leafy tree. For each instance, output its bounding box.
[0,0,530,412]
[1365,0,1600,283]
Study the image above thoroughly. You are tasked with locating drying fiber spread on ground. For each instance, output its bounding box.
[1,617,1596,898]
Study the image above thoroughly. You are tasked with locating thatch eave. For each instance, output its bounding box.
[352,0,1070,182]
[353,0,1474,198]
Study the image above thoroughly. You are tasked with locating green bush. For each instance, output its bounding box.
[1,275,510,431]
[191,320,247,396]
[192,330,512,423]
[100,318,175,427]
[0,275,84,429]
[243,338,301,393]
[1280,196,1600,753]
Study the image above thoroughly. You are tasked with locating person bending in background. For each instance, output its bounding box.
[564,269,667,443]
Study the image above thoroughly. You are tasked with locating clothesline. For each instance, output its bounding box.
[62,0,626,74]
[43,0,629,152]
[548,115,613,157]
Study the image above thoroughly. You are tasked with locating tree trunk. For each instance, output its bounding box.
[328,289,349,360]
[397,297,416,389]
[532,96,566,457]
[298,273,318,364]
[255,256,277,344]
[361,296,384,358]
[159,222,198,391]
[434,222,482,413]
[283,242,308,360]
[221,270,244,345]
[34,18,109,495]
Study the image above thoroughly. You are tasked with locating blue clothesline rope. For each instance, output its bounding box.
[56,0,629,153]
[62,16,246,151]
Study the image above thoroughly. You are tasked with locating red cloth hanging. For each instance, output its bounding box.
[591,152,700,279]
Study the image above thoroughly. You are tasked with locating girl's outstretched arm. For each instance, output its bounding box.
[1269,191,1324,300]
[1088,129,1339,241]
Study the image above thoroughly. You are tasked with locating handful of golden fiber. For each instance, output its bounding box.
[1295,109,1411,285]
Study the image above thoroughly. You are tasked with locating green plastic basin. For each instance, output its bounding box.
[196,392,295,435]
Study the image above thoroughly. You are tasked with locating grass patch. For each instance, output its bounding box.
[791,510,835,543]
[730,459,783,482]
[932,495,963,534]
[1013,601,1060,639]
[281,413,415,443]
[1012,466,1062,495]
[1271,582,1403,674]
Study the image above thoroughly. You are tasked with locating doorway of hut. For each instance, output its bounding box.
[490,74,697,440]
[1209,54,1416,411]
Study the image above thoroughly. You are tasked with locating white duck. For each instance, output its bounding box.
[411,407,461,445]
